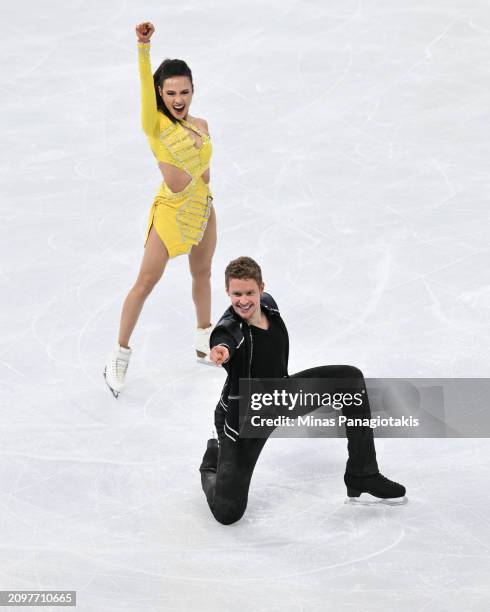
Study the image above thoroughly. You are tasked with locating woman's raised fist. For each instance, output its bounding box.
[135,22,155,43]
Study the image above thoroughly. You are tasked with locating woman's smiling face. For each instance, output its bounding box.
[159,76,193,120]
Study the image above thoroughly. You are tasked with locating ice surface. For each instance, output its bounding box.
[1,0,490,610]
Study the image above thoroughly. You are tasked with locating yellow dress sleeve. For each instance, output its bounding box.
[138,42,160,137]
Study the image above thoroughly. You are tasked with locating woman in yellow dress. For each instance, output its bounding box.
[104,22,216,397]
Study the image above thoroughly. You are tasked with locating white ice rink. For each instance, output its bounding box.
[1,0,490,610]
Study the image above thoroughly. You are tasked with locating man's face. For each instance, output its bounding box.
[227,278,264,321]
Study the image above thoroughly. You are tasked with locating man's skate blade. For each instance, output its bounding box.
[345,493,408,506]
[103,369,119,398]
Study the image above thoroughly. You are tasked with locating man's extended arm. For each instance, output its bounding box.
[210,330,236,365]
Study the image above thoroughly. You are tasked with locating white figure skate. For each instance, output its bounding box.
[195,324,217,366]
[103,344,132,398]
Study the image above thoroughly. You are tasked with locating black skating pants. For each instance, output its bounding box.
[201,365,379,525]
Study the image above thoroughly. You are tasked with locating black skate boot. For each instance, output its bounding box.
[199,439,219,474]
[344,472,407,506]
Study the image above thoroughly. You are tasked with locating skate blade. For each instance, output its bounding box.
[345,493,408,506]
[103,369,119,398]
[196,356,220,367]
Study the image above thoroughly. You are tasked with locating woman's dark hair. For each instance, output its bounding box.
[153,58,194,123]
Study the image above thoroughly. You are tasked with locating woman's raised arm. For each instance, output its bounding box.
[136,22,159,137]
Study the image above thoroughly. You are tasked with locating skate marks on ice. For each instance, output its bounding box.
[1,0,490,609]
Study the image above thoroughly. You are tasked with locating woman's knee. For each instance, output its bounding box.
[190,263,212,283]
[133,273,161,297]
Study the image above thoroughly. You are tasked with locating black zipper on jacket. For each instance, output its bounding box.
[223,305,285,440]
[242,322,254,437]
[247,322,253,379]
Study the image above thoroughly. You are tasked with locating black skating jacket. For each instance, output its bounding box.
[210,293,289,442]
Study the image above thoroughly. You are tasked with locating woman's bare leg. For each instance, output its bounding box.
[188,206,217,328]
[118,226,169,347]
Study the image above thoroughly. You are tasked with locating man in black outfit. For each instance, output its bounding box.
[200,257,406,525]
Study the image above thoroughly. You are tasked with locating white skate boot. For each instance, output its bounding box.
[103,344,132,398]
[195,324,216,366]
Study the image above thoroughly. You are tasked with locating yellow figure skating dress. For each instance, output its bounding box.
[138,42,213,258]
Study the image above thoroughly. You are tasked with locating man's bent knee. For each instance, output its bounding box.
[211,499,247,525]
